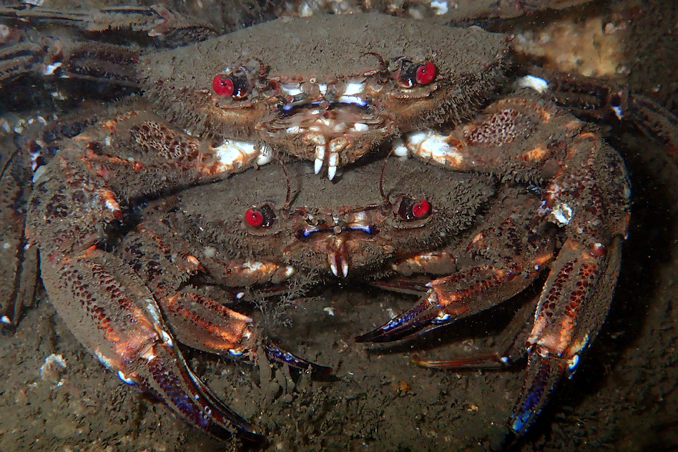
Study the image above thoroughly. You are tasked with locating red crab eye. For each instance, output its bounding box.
[245,208,263,227]
[412,199,431,218]
[244,205,276,228]
[397,197,432,220]
[213,74,234,97]
[415,61,436,85]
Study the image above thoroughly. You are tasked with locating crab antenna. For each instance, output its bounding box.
[281,159,292,210]
[363,52,389,81]
[379,147,395,205]
[0,148,21,180]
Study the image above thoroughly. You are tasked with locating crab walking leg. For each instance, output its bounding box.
[357,199,556,342]
[118,223,331,373]
[38,246,262,442]
[24,112,277,442]
[356,263,541,343]
[390,96,630,438]
[509,236,623,435]
[0,5,216,44]
[0,144,39,327]
[520,69,678,161]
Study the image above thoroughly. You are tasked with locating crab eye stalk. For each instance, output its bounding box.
[397,197,432,220]
[212,73,251,99]
[245,205,276,228]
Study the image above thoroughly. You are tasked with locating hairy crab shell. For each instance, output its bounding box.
[141,14,509,178]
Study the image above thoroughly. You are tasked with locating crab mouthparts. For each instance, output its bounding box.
[296,220,378,278]
[272,80,386,180]
[328,236,351,278]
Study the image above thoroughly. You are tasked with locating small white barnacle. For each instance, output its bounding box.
[551,203,573,226]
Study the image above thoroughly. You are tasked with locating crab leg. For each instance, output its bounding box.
[0,5,215,45]
[358,199,555,342]
[119,222,331,373]
[0,142,39,328]
[519,68,678,163]
[510,235,623,434]
[388,97,630,438]
[39,247,262,443]
[23,111,277,441]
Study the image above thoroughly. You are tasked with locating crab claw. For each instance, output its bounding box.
[357,264,528,343]
[355,292,442,343]
[508,350,567,436]
[264,342,333,374]
[134,340,265,444]
[37,248,264,443]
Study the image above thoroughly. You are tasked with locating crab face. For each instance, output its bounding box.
[155,157,494,281]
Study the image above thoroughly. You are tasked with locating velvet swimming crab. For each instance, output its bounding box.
[0,5,670,448]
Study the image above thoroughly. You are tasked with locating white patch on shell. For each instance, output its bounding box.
[244,261,263,270]
[344,82,365,95]
[44,62,62,76]
[105,198,119,213]
[430,0,449,15]
[551,203,573,226]
[336,95,366,106]
[203,246,217,258]
[281,83,302,96]
[406,131,464,166]
[94,349,115,370]
[435,311,451,322]
[612,105,624,120]
[393,140,410,158]
[143,298,162,325]
[567,355,580,375]
[33,165,45,183]
[323,307,335,316]
[160,330,174,347]
[257,145,273,165]
[518,75,549,94]
[213,140,271,171]
[117,370,136,385]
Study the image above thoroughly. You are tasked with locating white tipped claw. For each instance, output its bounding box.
[314,158,323,175]
[341,260,349,278]
[328,165,337,180]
